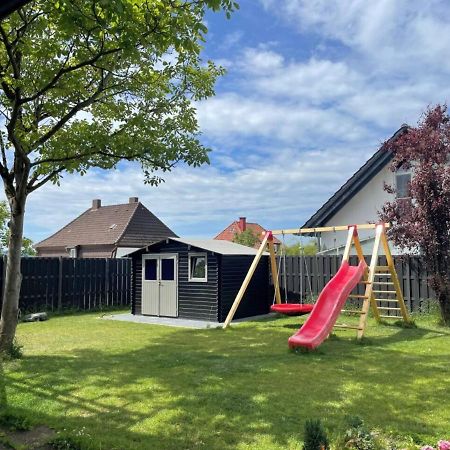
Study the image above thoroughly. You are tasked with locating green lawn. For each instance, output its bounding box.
[1,312,450,449]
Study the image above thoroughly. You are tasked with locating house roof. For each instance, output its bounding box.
[128,237,268,256]
[214,220,281,245]
[302,125,409,228]
[35,201,178,249]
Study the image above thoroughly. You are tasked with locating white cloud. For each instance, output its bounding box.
[260,0,450,74]
[197,92,371,145]
[247,58,362,103]
[26,144,368,242]
[239,47,285,73]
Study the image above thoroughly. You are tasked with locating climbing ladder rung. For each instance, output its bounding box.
[379,314,401,319]
[374,272,391,277]
[372,281,394,285]
[334,324,364,330]
[375,298,399,303]
[377,307,401,311]
[342,310,366,315]
[373,290,397,294]
[375,266,391,272]
[348,294,368,299]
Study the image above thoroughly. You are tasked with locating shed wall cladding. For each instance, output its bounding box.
[219,256,270,322]
[132,241,219,321]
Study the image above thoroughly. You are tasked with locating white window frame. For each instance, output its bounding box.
[188,252,207,282]
[395,168,412,200]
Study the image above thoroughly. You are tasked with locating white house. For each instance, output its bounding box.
[302,125,411,255]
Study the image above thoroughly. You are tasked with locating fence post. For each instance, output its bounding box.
[57,256,63,310]
[105,258,109,307]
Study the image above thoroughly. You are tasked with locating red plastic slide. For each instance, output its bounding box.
[288,260,367,350]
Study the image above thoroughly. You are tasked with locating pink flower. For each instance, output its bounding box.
[438,441,450,450]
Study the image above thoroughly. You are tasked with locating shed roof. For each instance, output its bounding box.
[36,200,177,249]
[128,237,268,256]
[302,125,409,228]
[172,238,267,255]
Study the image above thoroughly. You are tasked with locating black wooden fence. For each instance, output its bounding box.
[273,255,435,313]
[0,257,131,313]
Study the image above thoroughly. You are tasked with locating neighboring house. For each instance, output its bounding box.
[302,125,410,255]
[214,217,281,250]
[35,197,178,258]
[128,238,270,322]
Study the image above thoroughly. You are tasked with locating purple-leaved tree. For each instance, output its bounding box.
[380,104,450,325]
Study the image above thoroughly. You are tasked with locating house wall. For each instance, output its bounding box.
[219,256,270,322]
[132,241,219,321]
[320,164,398,254]
[36,244,114,258]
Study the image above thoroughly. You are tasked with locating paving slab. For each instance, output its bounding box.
[102,312,276,329]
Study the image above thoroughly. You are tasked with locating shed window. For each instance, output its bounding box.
[161,258,175,281]
[189,253,207,282]
[395,173,411,199]
[144,259,157,280]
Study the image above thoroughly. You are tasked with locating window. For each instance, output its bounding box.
[68,247,77,258]
[188,253,207,282]
[395,172,411,199]
[144,259,157,280]
[161,258,175,281]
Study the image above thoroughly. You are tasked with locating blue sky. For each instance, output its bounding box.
[26,0,450,243]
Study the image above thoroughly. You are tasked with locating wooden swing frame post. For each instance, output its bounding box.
[222,232,281,328]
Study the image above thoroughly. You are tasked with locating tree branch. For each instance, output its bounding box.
[27,167,65,193]
[31,72,112,150]
[20,46,121,104]
[0,24,20,80]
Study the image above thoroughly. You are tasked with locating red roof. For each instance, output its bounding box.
[214,219,280,249]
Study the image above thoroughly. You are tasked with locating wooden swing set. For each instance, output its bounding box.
[223,223,411,340]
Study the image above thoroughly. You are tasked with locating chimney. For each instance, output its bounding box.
[239,217,246,231]
[129,197,139,204]
[92,199,101,210]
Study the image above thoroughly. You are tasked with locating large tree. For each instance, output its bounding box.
[380,104,450,325]
[0,0,238,353]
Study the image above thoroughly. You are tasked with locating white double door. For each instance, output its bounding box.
[142,254,178,317]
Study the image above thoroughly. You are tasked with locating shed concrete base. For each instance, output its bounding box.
[102,312,276,329]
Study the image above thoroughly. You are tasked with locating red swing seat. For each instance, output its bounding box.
[270,303,314,316]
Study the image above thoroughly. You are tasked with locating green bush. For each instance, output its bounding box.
[1,338,23,360]
[303,419,330,450]
[0,412,31,431]
[338,416,375,450]
[48,435,84,450]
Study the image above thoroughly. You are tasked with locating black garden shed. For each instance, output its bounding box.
[128,238,270,322]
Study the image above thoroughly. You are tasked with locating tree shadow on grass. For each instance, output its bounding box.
[3,322,450,449]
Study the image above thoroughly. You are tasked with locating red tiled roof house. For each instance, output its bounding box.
[214,217,280,250]
[35,197,178,258]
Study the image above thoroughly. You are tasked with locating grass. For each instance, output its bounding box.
[1,311,449,449]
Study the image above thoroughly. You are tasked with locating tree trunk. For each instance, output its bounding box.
[437,284,450,326]
[430,271,450,326]
[0,194,26,353]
